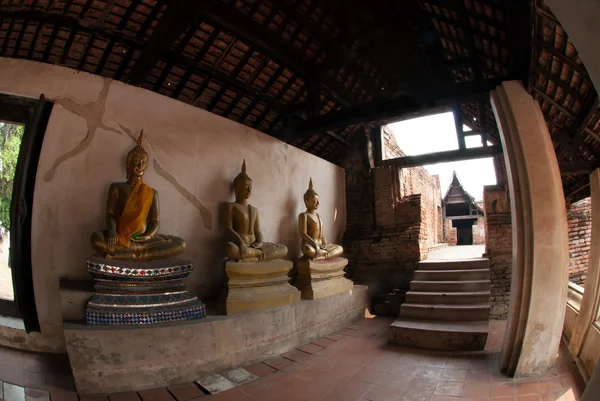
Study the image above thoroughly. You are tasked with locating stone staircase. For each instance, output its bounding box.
[388,258,491,351]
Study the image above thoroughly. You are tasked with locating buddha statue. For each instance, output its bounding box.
[90,131,185,260]
[298,179,343,260]
[223,160,288,262]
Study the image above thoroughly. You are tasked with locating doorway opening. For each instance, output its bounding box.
[0,122,24,303]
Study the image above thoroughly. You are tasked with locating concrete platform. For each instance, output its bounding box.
[63,285,368,394]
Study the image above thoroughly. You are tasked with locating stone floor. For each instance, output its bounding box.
[426,245,486,261]
[0,311,586,401]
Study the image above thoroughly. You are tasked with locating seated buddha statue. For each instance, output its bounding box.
[90,131,185,260]
[223,161,288,262]
[298,179,343,260]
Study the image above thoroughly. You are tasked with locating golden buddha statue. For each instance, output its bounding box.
[90,131,185,260]
[299,179,343,260]
[223,160,288,262]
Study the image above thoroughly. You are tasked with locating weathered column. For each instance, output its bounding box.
[490,81,569,377]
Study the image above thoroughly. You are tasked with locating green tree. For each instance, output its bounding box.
[0,123,24,230]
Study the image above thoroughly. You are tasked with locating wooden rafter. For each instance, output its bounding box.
[275,78,507,141]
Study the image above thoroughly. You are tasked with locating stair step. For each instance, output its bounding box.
[405,291,491,305]
[419,258,489,270]
[389,317,489,351]
[414,269,490,281]
[400,303,490,321]
[410,280,491,292]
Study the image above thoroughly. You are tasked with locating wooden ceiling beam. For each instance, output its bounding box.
[199,0,354,107]
[453,106,466,149]
[274,78,507,142]
[127,0,208,86]
[381,145,502,169]
[0,9,144,47]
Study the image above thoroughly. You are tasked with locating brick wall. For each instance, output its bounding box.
[473,215,486,245]
[484,182,512,320]
[567,197,591,285]
[382,126,443,257]
[343,126,443,307]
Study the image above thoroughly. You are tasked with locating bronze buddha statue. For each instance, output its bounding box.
[298,178,343,259]
[223,160,288,262]
[90,131,185,260]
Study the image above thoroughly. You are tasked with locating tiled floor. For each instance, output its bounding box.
[0,313,586,400]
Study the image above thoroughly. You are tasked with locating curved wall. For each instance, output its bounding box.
[0,58,346,352]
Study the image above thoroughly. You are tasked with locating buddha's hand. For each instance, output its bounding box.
[251,241,263,249]
[239,242,248,257]
[132,234,151,242]
[107,231,117,254]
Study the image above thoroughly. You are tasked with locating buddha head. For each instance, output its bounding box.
[303,178,319,211]
[126,130,149,180]
[233,160,252,201]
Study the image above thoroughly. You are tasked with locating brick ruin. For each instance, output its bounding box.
[567,197,591,285]
[343,127,517,319]
[343,126,444,313]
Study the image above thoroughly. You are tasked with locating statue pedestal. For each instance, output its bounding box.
[296,257,353,300]
[225,259,300,314]
[85,256,206,325]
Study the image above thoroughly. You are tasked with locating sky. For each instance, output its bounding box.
[387,112,497,201]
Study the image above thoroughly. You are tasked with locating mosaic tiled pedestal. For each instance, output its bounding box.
[85,255,206,325]
[225,259,300,314]
[296,257,353,300]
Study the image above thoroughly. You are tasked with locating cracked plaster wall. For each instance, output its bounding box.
[0,58,346,353]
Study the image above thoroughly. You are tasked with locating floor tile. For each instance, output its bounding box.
[517,394,542,401]
[461,381,491,397]
[311,338,336,348]
[376,373,411,390]
[138,387,176,401]
[388,363,417,377]
[397,389,433,401]
[243,362,276,378]
[25,388,50,401]
[516,380,540,396]
[351,368,385,384]
[23,371,45,389]
[262,356,293,370]
[221,368,257,385]
[196,374,236,395]
[49,389,79,401]
[414,366,444,379]
[280,350,313,363]
[296,343,325,354]
[79,394,109,401]
[362,385,399,401]
[2,365,25,387]
[323,334,346,342]
[4,383,26,401]
[406,378,439,393]
[167,383,206,401]
[537,377,562,394]
[441,368,468,381]
[434,380,463,396]
[491,382,517,398]
[108,391,140,401]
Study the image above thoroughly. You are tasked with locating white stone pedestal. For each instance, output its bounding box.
[225,259,300,314]
[296,257,353,300]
